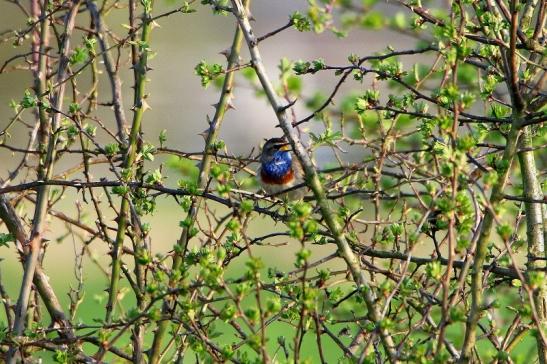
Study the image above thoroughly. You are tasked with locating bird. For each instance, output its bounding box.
[257,137,306,200]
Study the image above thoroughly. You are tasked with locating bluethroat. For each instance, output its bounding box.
[257,137,306,200]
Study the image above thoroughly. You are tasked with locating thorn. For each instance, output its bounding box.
[278,98,297,113]
[150,20,161,29]
[211,102,219,109]
[219,48,231,59]
[198,126,210,140]
[248,11,255,21]
[141,99,152,112]
[226,101,235,110]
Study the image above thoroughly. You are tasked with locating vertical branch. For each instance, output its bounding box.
[147,3,248,361]
[437,1,465,355]
[518,126,547,363]
[458,96,521,362]
[460,0,525,360]
[86,0,128,140]
[129,210,147,363]
[87,0,145,359]
[0,264,13,329]
[32,0,49,150]
[509,1,546,360]
[105,0,153,324]
[520,0,539,31]
[7,1,81,362]
[506,0,525,112]
[229,0,399,362]
[520,120,547,364]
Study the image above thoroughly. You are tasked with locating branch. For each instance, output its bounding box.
[459,105,522,362]
[358,247,520,279]
[229,0,400,361]
[86,0,128,139]
[8,1,81,361]
[257,19,293,43]
[148,1,249,360]
[105,0,154,324]
[518,126,547,362]
[0,194,79,353]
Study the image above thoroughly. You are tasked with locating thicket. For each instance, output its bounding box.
[0,0,545,363]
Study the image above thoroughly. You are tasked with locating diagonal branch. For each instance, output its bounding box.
[229,0,399,362]
[148,2,249,361]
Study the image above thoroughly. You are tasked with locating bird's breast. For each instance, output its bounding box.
[260,168,295,185]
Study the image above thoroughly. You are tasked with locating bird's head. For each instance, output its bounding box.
[260,137,291,164]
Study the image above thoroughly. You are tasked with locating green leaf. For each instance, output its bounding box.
[426,261,442,279]
[290,11,311,32]
[159,129,167,147]
[69,47,89,65]
[21,90,37,109]
[112,185,129,195]
[496,224,512,241]
[0,233,15,247]
[145,169,163,184]
[104,143,120,156]
[69,102,81,114]
[194,60,224,88]
[293,60,311,75]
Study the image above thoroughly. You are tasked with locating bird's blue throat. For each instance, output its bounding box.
[262,150,292,180]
